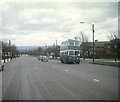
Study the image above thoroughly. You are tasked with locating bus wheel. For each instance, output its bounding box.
[76,62,80,64]
[65,58,69,64]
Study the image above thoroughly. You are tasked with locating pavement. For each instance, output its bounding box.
[2,55,118,100]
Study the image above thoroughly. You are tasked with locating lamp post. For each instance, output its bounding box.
[115,45,117,62]
[92,24,95,62]
[80,22,95,62]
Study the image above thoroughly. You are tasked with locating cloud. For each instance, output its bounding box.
[97,17,118,31]
[1,2,118,46]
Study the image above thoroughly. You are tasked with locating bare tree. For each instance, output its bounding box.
[107,31,119,40]
[76,32,89,44]
[107,31,120,60]
[75,32,89,60]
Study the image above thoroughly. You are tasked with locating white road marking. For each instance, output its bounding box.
[65,69,72,72]
[93,79,100,82]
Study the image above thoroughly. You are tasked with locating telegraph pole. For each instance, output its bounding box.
[92,24,95,62]
[56,40,57,46]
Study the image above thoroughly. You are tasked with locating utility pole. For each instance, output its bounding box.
[9,40,11,46]
[92,24,95,62]
[56,40,57,46]
[115,45,117,62]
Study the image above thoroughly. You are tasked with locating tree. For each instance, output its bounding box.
[76,32,89,44]
[107,31,119,40]
[44,45,60,58]
[10,45,19,58]
[24,47,43,56]
[38,47,43,55]
[107,31,120,60]
[2,42,19,61]
[75,32,89,60]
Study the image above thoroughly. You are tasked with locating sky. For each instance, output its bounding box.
[0,0,119,46]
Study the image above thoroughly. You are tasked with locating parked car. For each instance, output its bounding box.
[38,56,42,60]
[38,55,48,62]
[41,56,48,62]
[0,60,4,72]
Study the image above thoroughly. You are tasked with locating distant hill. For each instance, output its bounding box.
[16,45,60,52]
[16,46,47,51]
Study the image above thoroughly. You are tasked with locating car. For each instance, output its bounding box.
[41,56,48,62]
[38,56,42,60]
[0,60,4,72]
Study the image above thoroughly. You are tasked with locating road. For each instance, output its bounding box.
[0,71,2,101]
[2,55,118,100]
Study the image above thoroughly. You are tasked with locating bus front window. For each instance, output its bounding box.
[75,51,79,56]
[75,42,79,46]
[69,51,74,55]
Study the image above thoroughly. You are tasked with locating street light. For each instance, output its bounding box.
[115,45,117,62]
[80,22,95,62]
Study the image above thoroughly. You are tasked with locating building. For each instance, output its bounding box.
[80,40,112,58]
[0,41,2,60]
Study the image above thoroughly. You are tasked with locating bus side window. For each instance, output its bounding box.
[65,52,66,55]
[67,51,68,55]
[65,51,68,55]
[69,42,74,46]
[61,52,64,55]
[75,42,79,46]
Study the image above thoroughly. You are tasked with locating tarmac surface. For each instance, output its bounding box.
[2,55,118,100]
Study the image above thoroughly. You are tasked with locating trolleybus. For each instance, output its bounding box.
[60,39,80,64]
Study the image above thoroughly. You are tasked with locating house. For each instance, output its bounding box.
[80,40,112,58]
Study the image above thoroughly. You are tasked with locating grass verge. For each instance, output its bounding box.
[92,61,120,67]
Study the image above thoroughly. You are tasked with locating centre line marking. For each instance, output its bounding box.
[93,79,100,82]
